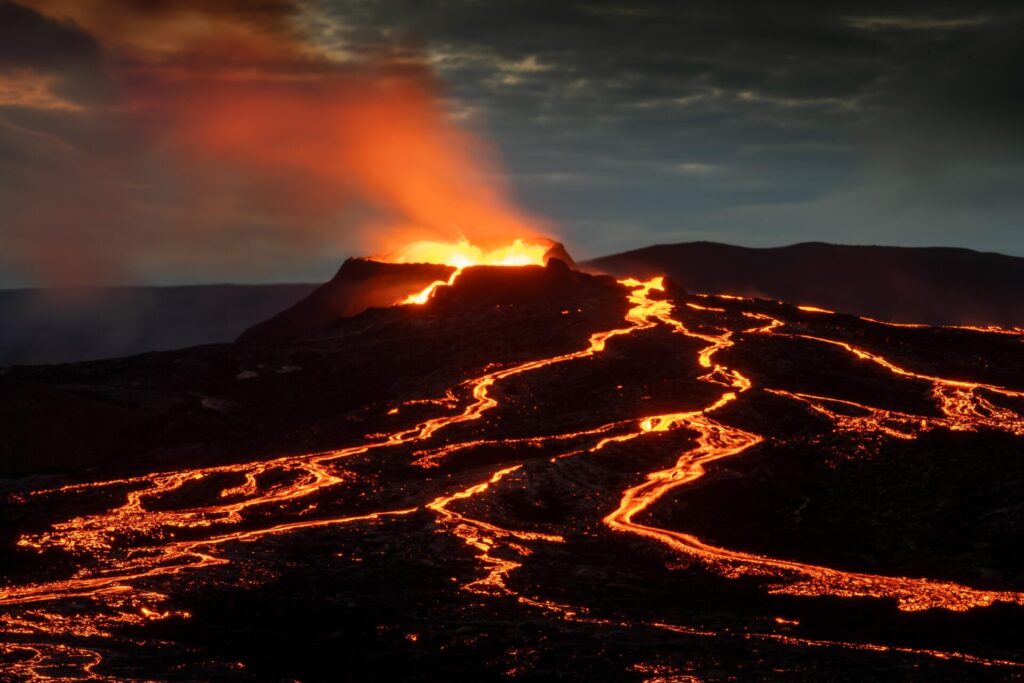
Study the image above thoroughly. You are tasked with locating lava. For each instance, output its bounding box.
[4,273,1024,679]
[0,275,664,678]
[376,238,550,269]
[372,237,553,304]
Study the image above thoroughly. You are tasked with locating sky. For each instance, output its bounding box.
[1,0,1022,286]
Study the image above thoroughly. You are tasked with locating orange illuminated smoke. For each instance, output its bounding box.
[374,238,552,304]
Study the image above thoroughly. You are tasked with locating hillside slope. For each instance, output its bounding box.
[2,262,1024,679]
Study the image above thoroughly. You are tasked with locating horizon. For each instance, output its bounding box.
[3,238,1024,290]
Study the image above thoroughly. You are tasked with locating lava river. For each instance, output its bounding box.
[3,273,1024,680]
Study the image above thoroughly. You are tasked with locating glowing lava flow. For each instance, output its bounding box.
[414,281,1024,668]
[4,275,1024,679]
[753,319,1024,435]
[600,295,1024,612]
[373,237,551,304]
[3,276,658,604]
[0,277,666,680]
[427,465,563,597]
[799,304,1024,336]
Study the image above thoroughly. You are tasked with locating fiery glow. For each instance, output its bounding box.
[375,237,553,305]
[5,276,1024,678]
[379,238,549,269]
[0,70,84,112]
[598,294,1024,613]
[11,1,551,285]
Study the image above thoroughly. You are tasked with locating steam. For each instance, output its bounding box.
[7,0,548,285]
[134,65,547,254]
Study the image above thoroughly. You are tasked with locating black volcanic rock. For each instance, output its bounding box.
[4,254,1024,681]
[241,242,580,343]
[238,258,454,343]
[428,258,609,309]
[0,264,627,478]
[585,241,1024,326]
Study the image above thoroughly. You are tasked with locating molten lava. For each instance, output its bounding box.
[373,237,555,304]
[377,238,550,269]
[4,265,1024,679]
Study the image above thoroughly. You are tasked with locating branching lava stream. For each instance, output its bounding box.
[4,274,1024,680]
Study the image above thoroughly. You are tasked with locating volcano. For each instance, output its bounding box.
[239,240,577,343]
[2,243,1024,681]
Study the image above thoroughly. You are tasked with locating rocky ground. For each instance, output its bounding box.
[1,261,1023,681]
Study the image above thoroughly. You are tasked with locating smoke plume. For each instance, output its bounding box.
[5,0,546,284]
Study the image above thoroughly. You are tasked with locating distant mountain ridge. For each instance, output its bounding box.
[584,242,1024,326]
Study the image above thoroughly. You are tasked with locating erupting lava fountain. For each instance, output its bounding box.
[370,237,578,304]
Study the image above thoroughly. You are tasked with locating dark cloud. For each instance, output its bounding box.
[321,0,1022,257]
[0,0,344,285]
[1,0,1023,285]
[0,1,110,106]
[0,2,101,71]
[0,0,550,286]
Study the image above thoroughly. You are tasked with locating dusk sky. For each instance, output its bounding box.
[1,0,1022,286]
